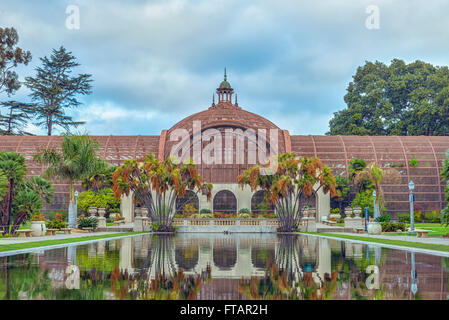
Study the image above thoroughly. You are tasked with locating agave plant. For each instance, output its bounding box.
[112,154,212,231]
[237,153,336,232]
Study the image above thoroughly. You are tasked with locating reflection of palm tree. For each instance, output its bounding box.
[239,235,339,300]
[109,235,211,300]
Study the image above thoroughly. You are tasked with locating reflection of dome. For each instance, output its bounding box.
[175,247,199,271]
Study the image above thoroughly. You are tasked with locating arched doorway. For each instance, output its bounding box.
[213,190,237,214]
[251,190,275,214]
[176,190,199,214]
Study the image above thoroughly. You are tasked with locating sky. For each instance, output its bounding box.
[2,0,449,136]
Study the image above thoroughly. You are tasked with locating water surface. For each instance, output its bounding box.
[0,234,448,300]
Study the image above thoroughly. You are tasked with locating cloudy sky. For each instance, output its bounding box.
[2,0,449,136]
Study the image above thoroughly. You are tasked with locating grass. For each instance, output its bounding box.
[387,223,449,237]
[303,232,449,253]
[0,232,146,252]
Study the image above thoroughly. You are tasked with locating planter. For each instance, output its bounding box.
[88,207,98,216]
[135,207,143,217]
[329,213,341,220]
[109,213,118,220]
[368,222,382,235]
[353,207,362,217]
[30,221,46,237]
[344,217,363,229]
[344,207,353,217]
[97,208,106,217]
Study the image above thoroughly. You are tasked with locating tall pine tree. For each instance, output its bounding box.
[0,101,35,135]
[25,46,93,135]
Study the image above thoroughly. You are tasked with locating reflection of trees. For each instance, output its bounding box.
[239,235,338,300]
[213,238,237,270]
[0,255,52,300]
[107,235,211,300]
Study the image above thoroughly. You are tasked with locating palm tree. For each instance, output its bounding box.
[34,134,108,226]
[354,163,401,215]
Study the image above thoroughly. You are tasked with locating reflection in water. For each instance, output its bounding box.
[0,234,448,300]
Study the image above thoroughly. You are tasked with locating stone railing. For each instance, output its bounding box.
[169,218,279,233]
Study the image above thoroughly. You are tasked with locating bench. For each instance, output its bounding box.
[17,229,32,237]
[46,229,57,235]
[321,216,337,226]
[114,220,125,226]
[416,229,431,238]
[83,227,95,233]
[355,228,365,234]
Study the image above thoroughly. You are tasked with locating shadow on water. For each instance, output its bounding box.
[0,233,448,300]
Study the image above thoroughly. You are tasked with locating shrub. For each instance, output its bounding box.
[78,188,120,213]
[424,210,440,223]
[330,208,341,214]
[397,213,410,223]
[200,208,212,214]
[214,212,232,218]
[46,220,68,229]
[31,213,46,221]
[381,222,406,232]
[182,203,197,217]
[414,211,423,223]
[409,158,418,167]
[375,215,391,223]
[238,213,251,219]
[239,208,250,214]
[77,216,98,229]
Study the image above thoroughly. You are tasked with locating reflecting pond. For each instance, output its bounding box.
[0,234,448,300]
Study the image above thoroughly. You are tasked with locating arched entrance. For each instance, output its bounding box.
[175,190,199,214]
[213,190,237,214]
[251,190,275,214]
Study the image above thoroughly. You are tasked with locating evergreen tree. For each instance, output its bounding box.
[0,101,35,135]
[328,59,449,136]
[0,27,32,96]
[25,46,93,135]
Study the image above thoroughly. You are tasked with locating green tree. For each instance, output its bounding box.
[25,46,93,136]
[238,153,337,232]
[0,101,35,135]
[78,188,120,213]
[0,152,54,235]
[0,27,32,96]
[33,134,107,226]
[440,149,449,226]
[328,59,449,136]
[354,163,401,216]
[332,175,351,213]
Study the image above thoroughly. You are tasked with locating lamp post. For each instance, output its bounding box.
[69,190,79,229]
[372,190,378,219]
[408,180,416,235]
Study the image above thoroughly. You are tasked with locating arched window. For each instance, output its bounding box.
[213,190,237,214]
[299,191,317,210]
[251,190,274,214]
[176,190,199,214]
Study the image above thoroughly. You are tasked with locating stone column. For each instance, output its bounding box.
[121,192,134,223]
[97,208,106,228]
[133,207,144,232]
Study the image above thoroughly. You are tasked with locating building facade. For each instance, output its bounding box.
[0,73,449,218]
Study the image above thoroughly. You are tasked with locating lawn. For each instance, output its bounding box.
[0,232,146,252]
[304,232,449,253]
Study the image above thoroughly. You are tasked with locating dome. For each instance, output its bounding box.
[160,73,288,183]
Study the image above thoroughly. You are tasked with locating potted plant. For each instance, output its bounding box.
[30,213,46,237]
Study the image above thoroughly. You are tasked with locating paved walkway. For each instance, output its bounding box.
[333,232,449,246]
[0,231,124,245]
